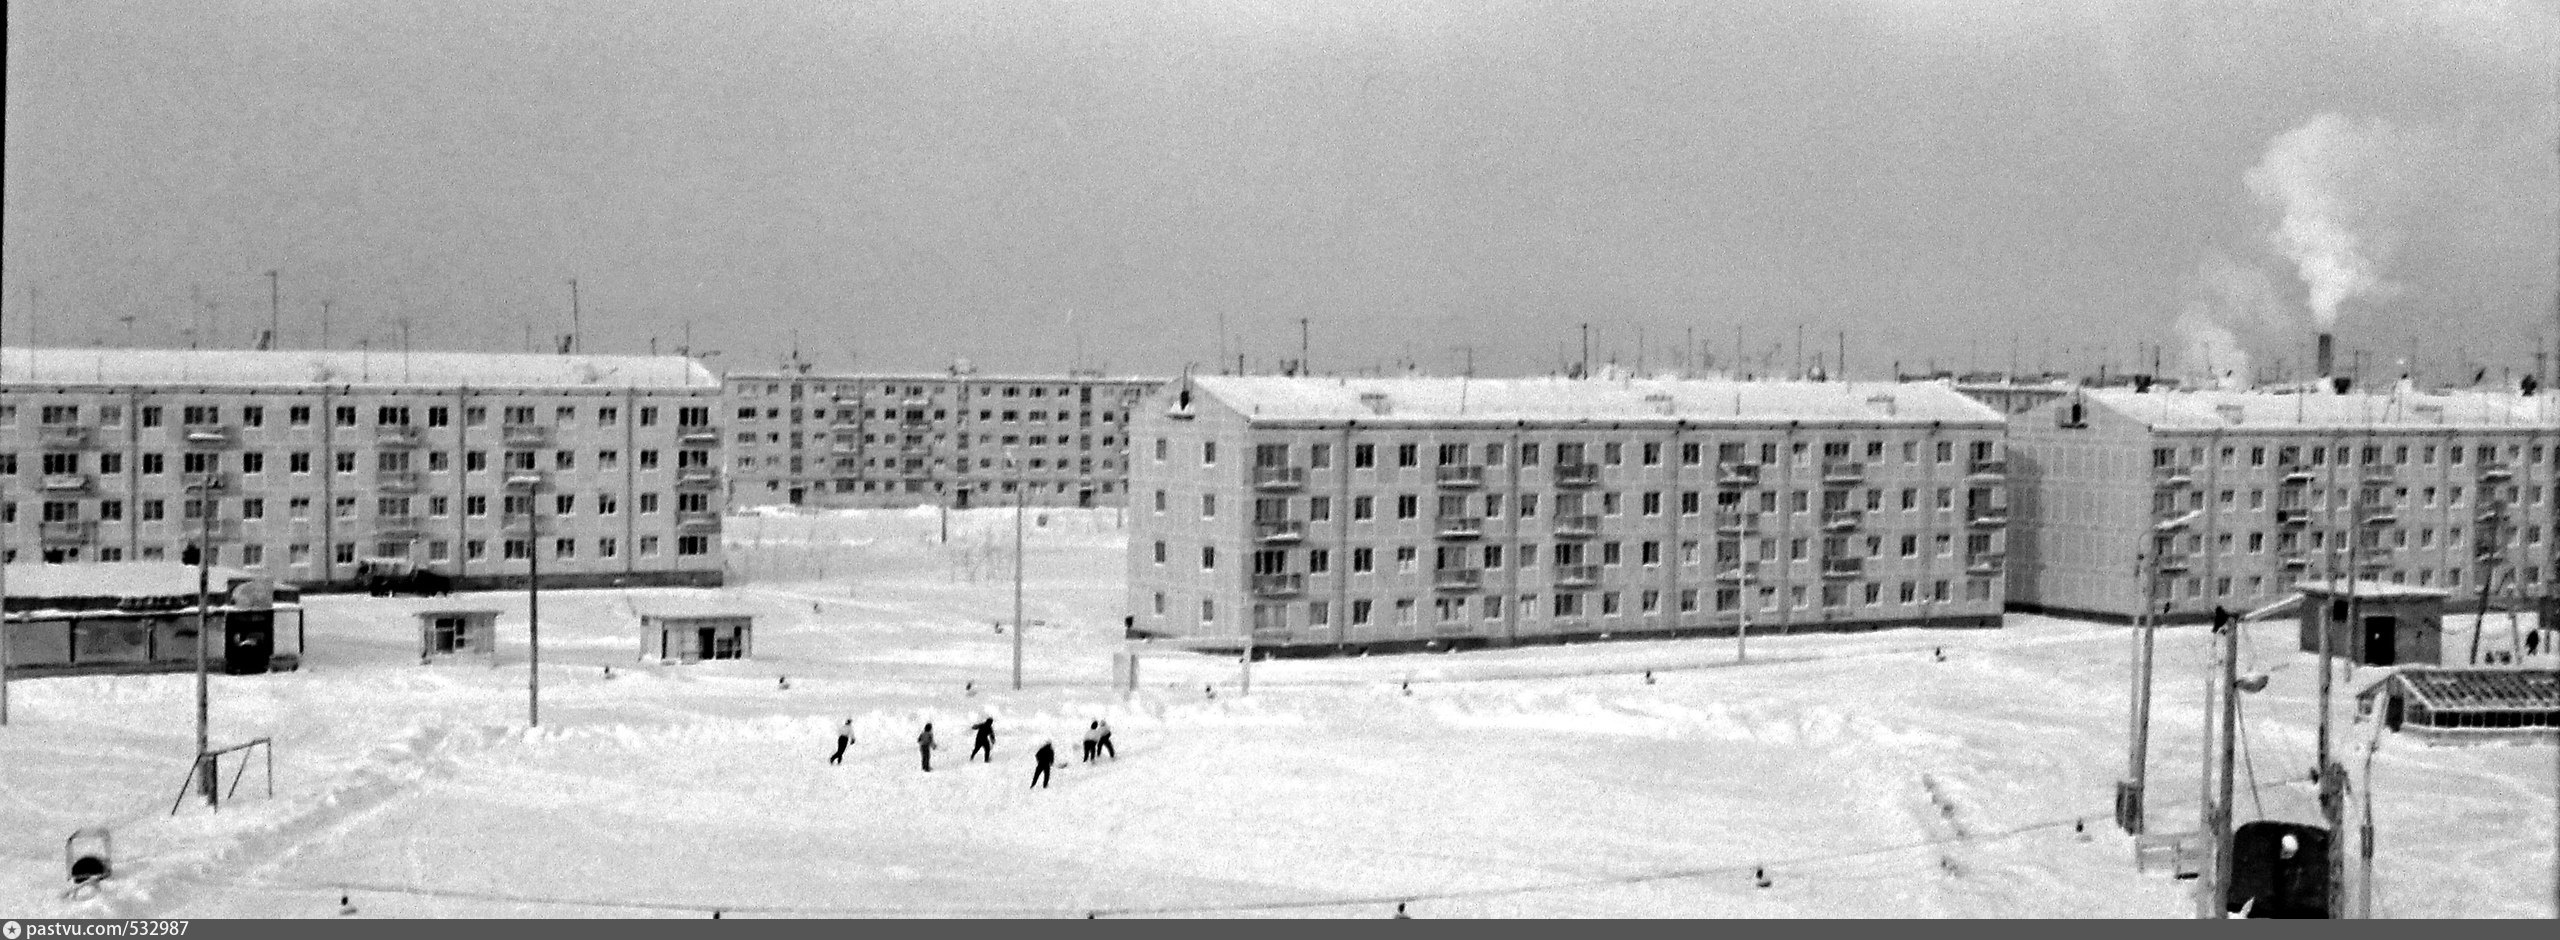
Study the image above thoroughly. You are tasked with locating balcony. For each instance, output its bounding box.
[40,473,94,493]
[678,511,724,533]
[2477,463,2513,483]
[375,425,423,447]
[1821,509,1865,532]
[1967,509,2009,528]
[1554,564,1601,587]
[182,424,233,447]
[1965,554,2005,576]
[675,469,722,489]
[1435,465,1485,488]
[1250,572,1305,598]
[2359,467,2394,486]
[1714,511,1760,536]
[180,472,233,493]
[501,424,552,446]
[2153,466,2194,489]
[1820,461,1865,485]
[1821,557,1865,579]
[37,425,92,448]
[1434,568,1484,591]
[1966,459,2007,483]
[2279,555,2311,570]
[1552,514,1600,538]
[179,519,242,543]
[377,471,423,493]
[38,520,96,544]
[1252,466,1307,491]
[1716,463,1761,487]
[1714,565,1763,585]
[2155,555,2191,574]
[1552,463,1600,487]
[1254,519,1304,544]
[680,427,722,445]
[372,515,426,537]
[2275,508,2312,527]
[1435,516,1484,540]
[2280,464,2315,484]
[898,440,934,454]
[502,470,552,491]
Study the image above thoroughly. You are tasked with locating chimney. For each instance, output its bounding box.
[2315,332,2335,382]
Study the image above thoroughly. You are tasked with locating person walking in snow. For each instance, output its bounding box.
[1031,741,1057,789]
[969,717,997,763]
[829,718,856,765]
[1094,719,1116,760]
[918,723,939,772]
[1082,721,1102,763]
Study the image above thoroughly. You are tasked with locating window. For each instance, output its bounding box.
[1351,548,1375,573]
[1202,442,1217,466]
[1353,444,1376,469]
[1352,496,1375,521]
[1396,443,1418,468]
[1396,494,1418,519]
[1200,547,1216,570]
[1201,494,1216,519]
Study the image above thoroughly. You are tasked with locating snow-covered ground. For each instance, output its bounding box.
[2,507,2551,918]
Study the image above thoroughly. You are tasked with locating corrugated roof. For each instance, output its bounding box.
[2,348,720,390]
[1189,377,2004,425]
[2394,668,2560,712]
[2082,388,2556,432]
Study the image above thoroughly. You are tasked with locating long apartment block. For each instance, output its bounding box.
[1,348,728,591]
[723,370,1163,509]
[1128,376,2012,653]
[2006,388,2559,623]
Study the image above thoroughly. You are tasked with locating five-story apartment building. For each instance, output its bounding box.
[1,348,727,590]
[1128,376,2011,653]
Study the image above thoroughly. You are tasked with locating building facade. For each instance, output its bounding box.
[1,348,727,591]
[1127,377,2012,653]
[723,369,1163,509]
[2006,388,2559,622]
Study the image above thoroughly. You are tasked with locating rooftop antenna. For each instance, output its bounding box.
[568,278,581,355]
[1580,322,1591,379]
[1794,324,1805,379]
[266,270,280,350]
[397,316,413,382]
[319,299,334,351]
[1837,330,1847,383]
[1216,309,1231,375]
[1299,317,1311,376]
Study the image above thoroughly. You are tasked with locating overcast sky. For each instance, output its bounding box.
[5,0,2554,381]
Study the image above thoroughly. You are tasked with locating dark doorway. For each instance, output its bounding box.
[2362,616,2397,666]
[1078,488,1095,508]
[697,627,716,661]
[223,613,274,675]
[788,487,805,506]
[954,490,972,510]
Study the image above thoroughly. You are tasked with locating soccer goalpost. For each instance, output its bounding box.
[167,736,275,815]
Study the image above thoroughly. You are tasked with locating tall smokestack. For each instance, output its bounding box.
[2316,332,2334,379]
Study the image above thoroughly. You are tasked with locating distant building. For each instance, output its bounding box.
[2005,388,2558,623]
[720,368,1163,509]
[1127,376,2011,653]
[1,348,727,591]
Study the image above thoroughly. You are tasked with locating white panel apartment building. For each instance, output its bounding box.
[1127,377,2012,653]
[2006,388,2559,622]
[1,348,727,590]
[725,371,1163,509]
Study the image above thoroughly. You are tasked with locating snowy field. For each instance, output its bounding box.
[2,507,2552,918]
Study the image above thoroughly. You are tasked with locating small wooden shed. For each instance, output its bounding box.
[640,612,752,664]
[417,610,502,662]
[2358,667,2559,740]
[2295,580,2446,668]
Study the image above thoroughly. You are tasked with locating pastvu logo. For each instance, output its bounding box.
[4,918,22,939]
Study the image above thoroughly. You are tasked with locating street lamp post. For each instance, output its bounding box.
[188,477,219,805]
[2123,509,2201,835]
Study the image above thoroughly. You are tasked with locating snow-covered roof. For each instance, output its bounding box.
[2391,668,2560,713]
[3,562,259,600]
[2,347,720,390]
[2291,579,2452,602]
[2082,388,2556,432]
[1187,377,2003,426]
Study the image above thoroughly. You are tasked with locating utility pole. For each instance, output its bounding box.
[2,478,11,726]
[1011,452,1025,692]
[2199,606,2241,918]
[192,477,216,805]
[509,470,546,727]
[1580,323,1590,378]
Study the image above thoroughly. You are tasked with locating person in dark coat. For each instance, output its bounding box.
[828,718,855,765]
[1031,741,1057,789]
[1094,719,1116,760]
[917,723,938,772]
[969,717,996,763]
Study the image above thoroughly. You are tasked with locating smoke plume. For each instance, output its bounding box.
[2243,113,2444,327]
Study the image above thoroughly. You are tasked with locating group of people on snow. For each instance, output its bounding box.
[832,715,1114,788]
